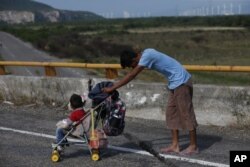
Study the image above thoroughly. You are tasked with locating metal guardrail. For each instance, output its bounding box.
[0,61,121,79]
[183,65,250,72]
[0,61,250,79]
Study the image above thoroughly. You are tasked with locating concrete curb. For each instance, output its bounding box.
[0,75,249,127]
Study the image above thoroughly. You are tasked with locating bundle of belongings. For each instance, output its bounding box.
[88,81,126,136]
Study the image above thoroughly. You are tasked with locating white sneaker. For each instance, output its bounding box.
[57,145,64,152]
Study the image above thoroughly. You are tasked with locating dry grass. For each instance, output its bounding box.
[95,28,250,85]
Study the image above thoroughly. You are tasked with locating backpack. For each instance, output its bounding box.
[103,98,126,136]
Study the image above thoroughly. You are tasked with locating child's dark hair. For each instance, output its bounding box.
[120,50,137,68]
[70,94,84,109]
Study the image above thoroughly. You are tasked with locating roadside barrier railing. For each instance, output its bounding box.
[0,61,250,79]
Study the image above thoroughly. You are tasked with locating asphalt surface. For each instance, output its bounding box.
[1,103,250,167]
[0,31,94,78]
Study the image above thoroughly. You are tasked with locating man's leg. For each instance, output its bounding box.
[175,81,198,155]
[189,128,197,149]
[161,90,181,153]
[180,129,198,154]
[161,129,180,153]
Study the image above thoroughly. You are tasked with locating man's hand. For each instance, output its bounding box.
[102,87,114,93]
[102,66,144,94]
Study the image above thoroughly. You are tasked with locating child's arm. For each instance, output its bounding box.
[56,118,72,129]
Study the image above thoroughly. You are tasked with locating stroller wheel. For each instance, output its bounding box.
[91,153,99,161]
[51,150,60,162]
[91,149,99,161]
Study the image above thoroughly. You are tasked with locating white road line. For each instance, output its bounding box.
[0,126,229,167]
[159,154,229,167]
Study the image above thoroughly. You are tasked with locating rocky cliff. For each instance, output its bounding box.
[0,0,103,24]
[0,10,35,24]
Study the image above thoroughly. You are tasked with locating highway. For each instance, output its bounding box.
[0,31,93,78]
[1,103,250,167]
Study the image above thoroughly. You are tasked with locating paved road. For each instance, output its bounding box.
[1,103,250,167]
[0,31,93,78]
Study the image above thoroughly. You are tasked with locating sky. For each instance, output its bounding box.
[34,0,250,18]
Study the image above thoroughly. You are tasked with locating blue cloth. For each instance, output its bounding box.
[56,128,67,145]
[138,48,191,90]
[88,81,114,103]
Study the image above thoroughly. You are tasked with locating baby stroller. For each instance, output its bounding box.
[51,80,126,162]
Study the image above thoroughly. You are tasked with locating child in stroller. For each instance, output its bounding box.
[54,93,87,152]
[51,92,108,162]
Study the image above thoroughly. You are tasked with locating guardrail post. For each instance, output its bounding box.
[105,68,118,79]
[45,66,56,76]
[0,65,6,75]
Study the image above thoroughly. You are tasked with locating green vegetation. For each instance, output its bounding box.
[1,15,250,85]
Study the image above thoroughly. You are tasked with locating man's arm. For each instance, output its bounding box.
[103,65,144,93]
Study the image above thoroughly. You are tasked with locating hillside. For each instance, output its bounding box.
[0,0,54,11]
[0,0,103,24]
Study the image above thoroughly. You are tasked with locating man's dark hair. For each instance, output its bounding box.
[70,94,84,109]
[120,50,137,68]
